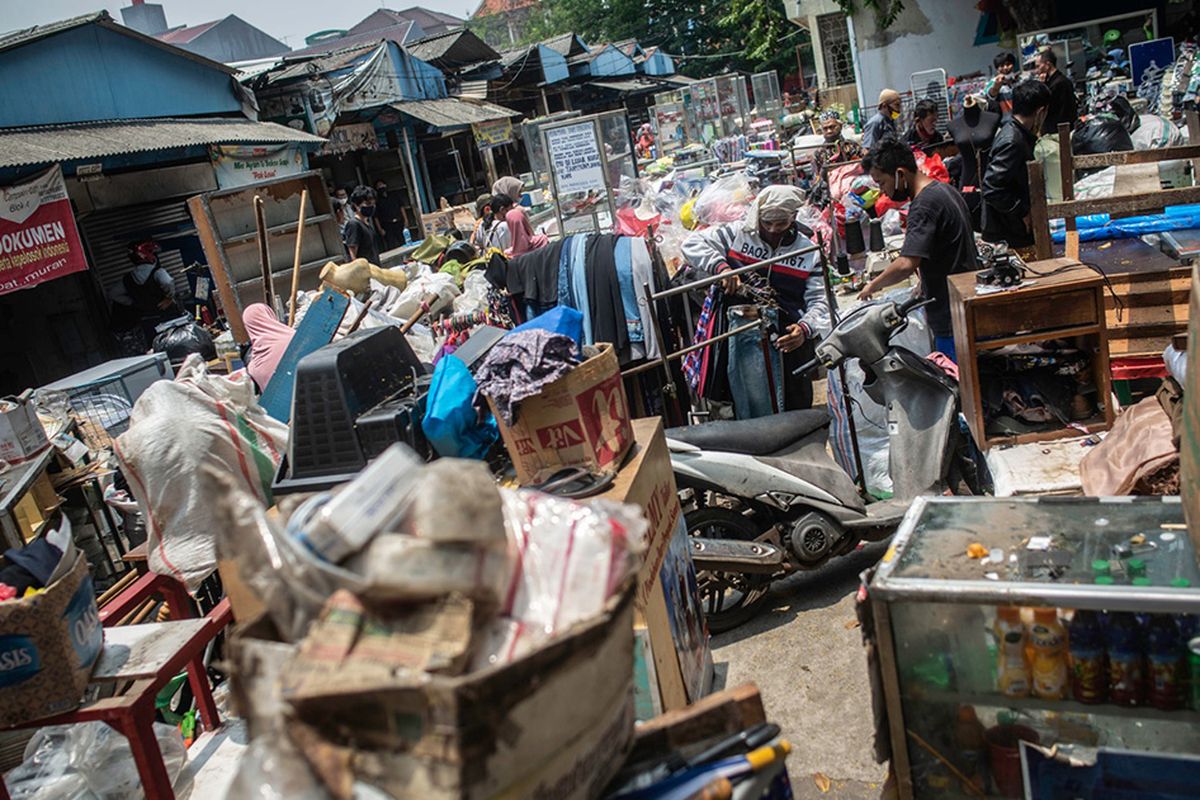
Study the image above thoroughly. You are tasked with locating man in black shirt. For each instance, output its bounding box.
[1036,49,1078,136]
[982,80,1051,248]
[858,140,978,361]
[344,185,381,265]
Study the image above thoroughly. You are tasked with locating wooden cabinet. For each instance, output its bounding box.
[949,259,1114,450]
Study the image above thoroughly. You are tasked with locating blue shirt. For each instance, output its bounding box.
[861,112,897,150]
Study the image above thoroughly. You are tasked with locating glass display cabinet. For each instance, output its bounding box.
[870,496,1200,799]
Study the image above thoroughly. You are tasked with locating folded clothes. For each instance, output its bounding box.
[475,329,579,425]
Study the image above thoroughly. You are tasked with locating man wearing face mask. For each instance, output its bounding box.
[682,186,830,410]
[981,80,1051,250]
[373,180,404,249]
[344,185,381,265]
[858,140,977,361]
[1035,48,1077,136]
[862,88,902,149]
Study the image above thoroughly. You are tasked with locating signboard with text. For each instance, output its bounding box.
[211,144,305,189]
[545,121,606,195]
[472,118,514,150]
[0,166,88,296]
[321,123,379,156]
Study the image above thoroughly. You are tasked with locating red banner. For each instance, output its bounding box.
[0,166,88,296]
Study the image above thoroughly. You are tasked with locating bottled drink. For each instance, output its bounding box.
[1067,609,1107,704]
[995,606,1030,698]
[952,705,986,792]
[1145,614,1185,711]
[1106,612,1145,707]
[1029,608,1068,700]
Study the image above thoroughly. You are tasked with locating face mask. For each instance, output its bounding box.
[359,205,377,218]
[375,187,386,195]
[888,171,911,202]
[889,109,901,120]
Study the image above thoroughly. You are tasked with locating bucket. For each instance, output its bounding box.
[985,724,1039,798]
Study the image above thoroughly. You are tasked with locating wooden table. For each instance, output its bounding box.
[950,259,1115,450]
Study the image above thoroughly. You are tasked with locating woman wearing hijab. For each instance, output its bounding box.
[681,186,829,411]
[243,304,295,391]
[492,176,547,257]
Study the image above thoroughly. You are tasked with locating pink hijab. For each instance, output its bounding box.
[243,304,293,390]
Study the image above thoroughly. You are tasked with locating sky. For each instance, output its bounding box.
[2,0,479,51]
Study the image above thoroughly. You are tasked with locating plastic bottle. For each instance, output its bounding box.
[995,606,1031,698]
[1029,608,1069,700]
[1145,614,1185,711]
[1106,612,1145,707]
[952,705,986,792]
[1068,609,1107,704]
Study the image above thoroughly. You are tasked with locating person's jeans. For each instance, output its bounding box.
[726,305,784,419]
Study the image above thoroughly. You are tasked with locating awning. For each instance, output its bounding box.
[590,79,663,95]
[0,117,326,169]
[391,97,520,129]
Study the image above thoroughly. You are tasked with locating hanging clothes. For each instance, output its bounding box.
[629,236,660,360]
[613,237,643,356]
[567,234,593,342]
[584,234,630,360]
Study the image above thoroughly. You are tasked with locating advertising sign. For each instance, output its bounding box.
[545,121,606,195]
[321,123,379,156]
[1129,37,1175,88]
[472,118,514,150]
[0,166,88,296]
[211,144,305,189]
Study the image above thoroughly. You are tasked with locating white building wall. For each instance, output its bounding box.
[850,0,998,109]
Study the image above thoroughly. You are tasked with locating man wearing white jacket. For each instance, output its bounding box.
[682,186,829,412]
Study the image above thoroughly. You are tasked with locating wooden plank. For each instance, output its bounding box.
[188,195,247,342]
[628,683,766,764]
[973,287,1097,339]
[1108,335,1179,358]
[1058,122,1076,239]
[1071,144,1200,169]
[1111,162,1164,196]
[985,417,1109,450]
[976,324,1101,350]
[1104,275,1192,306]
[950,276,985,451]
[1028,161,1053,260]
[1048,185,1200,220]
[92,619,209,681]
[1106,303,1190,331]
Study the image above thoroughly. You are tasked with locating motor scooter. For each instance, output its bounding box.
[670,295,970,631]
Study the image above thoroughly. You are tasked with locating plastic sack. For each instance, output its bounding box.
[422,353,498,459]
[1164,344,1186,385]
[914,150,950,183]
[691,173,754,227]
[451,270,490,316]
[6,721,186,800]
[1131,114,1187,149]
[113,354,287,591]
[880,208,903,237]
[389,272,460,320]
[471,489,646,670]
[1072,116,1134,155]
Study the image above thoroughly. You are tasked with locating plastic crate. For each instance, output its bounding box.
[41,354,173,436]
[281,327,424,488]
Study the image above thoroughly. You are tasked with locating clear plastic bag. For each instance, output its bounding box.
[691,173,754,227]
[6,722,186,800]
[451,271,490,316]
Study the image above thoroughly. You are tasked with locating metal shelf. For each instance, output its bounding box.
[911,688,1200,725]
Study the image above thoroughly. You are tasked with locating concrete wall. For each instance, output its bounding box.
[849,0,997,109]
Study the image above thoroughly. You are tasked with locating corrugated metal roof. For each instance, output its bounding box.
[391,97,518,128]
[0,117,325,168]
[157,19,222,44]
[406,28,498,69]
[0,11,235,74]
[285,22,416,58]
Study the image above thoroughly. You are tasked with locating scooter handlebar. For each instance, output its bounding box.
[897,295,937,317]
[791,357,821,377]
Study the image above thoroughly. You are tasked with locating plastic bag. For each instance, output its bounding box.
[421,353,498,459]
[471,489,646,669]
[114,354,288,591]
[451,270,490,316]
[389,272,460,320]
[691,173,754,227]
[1072,116,1134,155]
[152,318,217,366]
[6,721,186,800]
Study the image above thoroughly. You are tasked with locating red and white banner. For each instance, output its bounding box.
[0,166,88,296]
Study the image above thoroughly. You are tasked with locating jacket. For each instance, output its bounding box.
[681,221,829,336]
[981,116,1037,247]
[861,112,897,150]
[1041,70,1078,137]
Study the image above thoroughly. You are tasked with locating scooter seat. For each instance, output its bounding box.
[666,409,830,456]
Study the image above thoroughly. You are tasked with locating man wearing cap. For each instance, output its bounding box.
[812,110,865,177]
[862,89,902,149]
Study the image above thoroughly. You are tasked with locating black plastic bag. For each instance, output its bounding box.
[152,319,216,365]
[1072,116,1134,155]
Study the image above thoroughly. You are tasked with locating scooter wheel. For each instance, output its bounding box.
[686,507,772,634]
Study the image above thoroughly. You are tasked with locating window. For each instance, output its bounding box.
[816,12,856,87]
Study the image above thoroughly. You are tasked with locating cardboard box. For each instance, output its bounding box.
[0,395,49,465]
[594,418,712,712]
[420,202,477,240]
[0,552,103,727]
[230,587,636,800]
[487,342,633,485]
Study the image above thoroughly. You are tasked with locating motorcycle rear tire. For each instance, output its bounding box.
[686,506,772,634]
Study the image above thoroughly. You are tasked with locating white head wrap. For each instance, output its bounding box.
[744,185,805,233]
[492,176,524,201]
